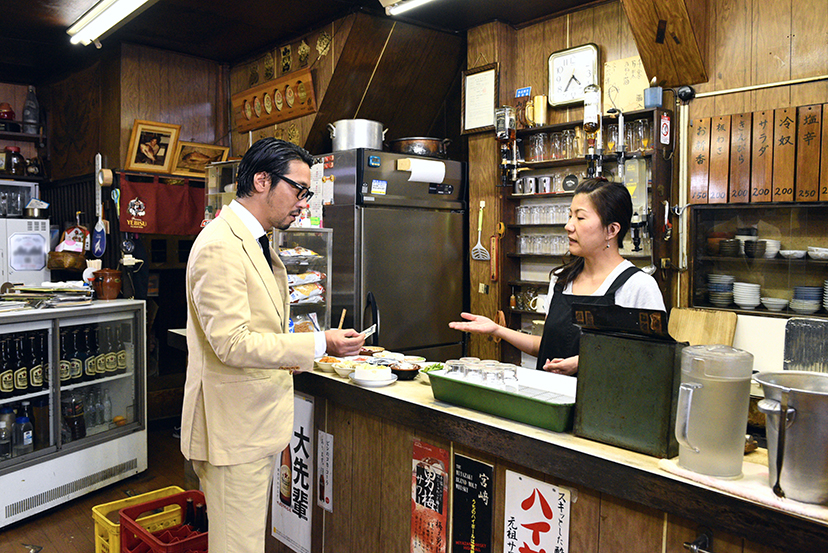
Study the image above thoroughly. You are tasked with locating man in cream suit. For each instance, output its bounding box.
[181,138,364,553]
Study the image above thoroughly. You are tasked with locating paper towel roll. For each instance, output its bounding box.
[396,158,446,183]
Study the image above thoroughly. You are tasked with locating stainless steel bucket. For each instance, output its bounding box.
[327,119,386,151]
[755,371,828,504]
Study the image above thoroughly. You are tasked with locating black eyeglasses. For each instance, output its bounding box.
[278,174,314,201]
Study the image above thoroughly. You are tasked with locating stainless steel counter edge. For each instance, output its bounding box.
[296,369,828,553]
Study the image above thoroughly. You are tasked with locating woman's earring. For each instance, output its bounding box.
[606,239,611,249]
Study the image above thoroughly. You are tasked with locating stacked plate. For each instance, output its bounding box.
[824,279,828,310]
[764,239,781,259]
[791,285,822,314]
[733,282,761,309]
[708,273,734,307]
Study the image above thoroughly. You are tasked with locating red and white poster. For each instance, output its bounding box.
[411,440,450,553]
[272,393,314,553]
[503,470,571,553]
[316,430,333,512]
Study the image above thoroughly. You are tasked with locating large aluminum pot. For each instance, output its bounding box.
[327,119,386,151]
[755,371,828,504]
[387,137,451,159]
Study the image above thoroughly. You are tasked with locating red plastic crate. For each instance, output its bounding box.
[119,490,208,553]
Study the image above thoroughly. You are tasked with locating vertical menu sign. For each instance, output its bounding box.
[728,113,751,203]
[452,455,493,553]
[504,471,571,553]
[751,111,773,202]
[795,104,821,202]
[411,440,450,553]
[272,393,314,553]
[822,104,828,201]
[707,116,731,203]
[689,118,711,204]
[772,108,796,202]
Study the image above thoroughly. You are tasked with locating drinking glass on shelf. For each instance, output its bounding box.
[639,119,652,150]
[550,132,563,159]
[606,124,618,152]
[516,205,527,224]
[562,129,575,159]
[531,205,541,224]
[542,235,552,254]
[625,122,636,152]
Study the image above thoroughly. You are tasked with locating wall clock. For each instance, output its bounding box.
[548,43,600,107]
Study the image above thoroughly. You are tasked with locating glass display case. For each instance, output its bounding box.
[690,203,828,318]
[274,228,333,331]
[0,299,147,527]
[205,160,240,220]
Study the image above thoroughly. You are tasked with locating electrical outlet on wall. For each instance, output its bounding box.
[478,283,489,294]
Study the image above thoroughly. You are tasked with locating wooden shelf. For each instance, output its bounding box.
[507,191,574,201]
[508,223,566,229]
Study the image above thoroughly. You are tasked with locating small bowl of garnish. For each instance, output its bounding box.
[315,356,340,372]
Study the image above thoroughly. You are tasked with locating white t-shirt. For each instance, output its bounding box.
[545,260,666,312]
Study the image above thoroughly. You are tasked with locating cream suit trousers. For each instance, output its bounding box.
[192,456,276,553]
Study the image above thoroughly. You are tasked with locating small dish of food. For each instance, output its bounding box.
[333,362,358,378]
[389,361,421,380]
[315,355,340,372]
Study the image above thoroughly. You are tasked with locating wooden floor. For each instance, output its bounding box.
[0,422,190,553]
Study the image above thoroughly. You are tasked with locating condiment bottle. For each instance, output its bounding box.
[4,147,25,176]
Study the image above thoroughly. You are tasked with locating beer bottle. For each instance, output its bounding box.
[93,325,107,379]
[39,332,50,391]
[115,325,127,375]
[81,327,96,382]
[0,338,14,399]
[69,330,83,384]
[104,326,118,375]
[26,335,41,393]
[279,445,292,507]
[58,330,72,386]
[185,497,195,528]
[13,337,29,396]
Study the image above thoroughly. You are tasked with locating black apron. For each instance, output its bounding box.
[535,266,640,370]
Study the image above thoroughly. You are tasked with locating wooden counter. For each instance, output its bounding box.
[168,328,825,552]
[294,369,826,553]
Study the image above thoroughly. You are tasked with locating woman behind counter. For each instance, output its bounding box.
[450,178,665,376]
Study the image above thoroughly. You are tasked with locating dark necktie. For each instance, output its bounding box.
[258,235,272,269]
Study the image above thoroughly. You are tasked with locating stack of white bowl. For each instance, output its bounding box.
[760,297,788,311]
[764,239,781,259]
[708,273,734,307]
[791,285,822,314]
[807,246,828,260]
[732,282,761,309]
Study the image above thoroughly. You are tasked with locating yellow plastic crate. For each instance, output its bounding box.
[92,486,185,553]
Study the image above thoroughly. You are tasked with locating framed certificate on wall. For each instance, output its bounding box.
[461,63,498,134]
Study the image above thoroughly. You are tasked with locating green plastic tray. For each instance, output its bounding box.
[428,369,575,432]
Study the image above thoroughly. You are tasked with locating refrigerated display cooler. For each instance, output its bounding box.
[0,299,147,528]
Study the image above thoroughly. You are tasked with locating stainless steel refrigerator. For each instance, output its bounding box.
[319,149,467,360]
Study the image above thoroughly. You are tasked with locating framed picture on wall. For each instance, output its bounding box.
[171,141,230,177]
[125,120,181,174]
[461,62,498,135]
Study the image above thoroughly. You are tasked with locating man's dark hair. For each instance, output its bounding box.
[235,138,314,198]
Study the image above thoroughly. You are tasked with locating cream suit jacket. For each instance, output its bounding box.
[180,207,315,466]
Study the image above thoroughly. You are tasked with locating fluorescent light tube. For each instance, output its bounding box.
[386,0,440,16]
[67,0,155,46]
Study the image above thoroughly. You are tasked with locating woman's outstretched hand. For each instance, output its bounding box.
[448,312,500,335]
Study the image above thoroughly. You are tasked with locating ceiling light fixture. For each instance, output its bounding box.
[381,0,441,16]
[67,0,158,47]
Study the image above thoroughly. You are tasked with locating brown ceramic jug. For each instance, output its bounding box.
[93,269,122,300]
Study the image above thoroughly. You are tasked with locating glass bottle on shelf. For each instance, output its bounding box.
[115,325,127,375]
[583,84,602,177]
[82,327,97,382]
[13,337,29,396]
[104,326,118,376]
[13,415,34,456]
[103,389,112,426]
[27,335,42,393]
[58,331,71,386]
[0,420,11,460]
[69,330,83,385]
[1,337,14,399]
[93,325,107,379]
[39,332,49,391]
[95,388,105,426]
[84,389,97,430]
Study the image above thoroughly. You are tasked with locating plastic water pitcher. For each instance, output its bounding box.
[675,345,754,477]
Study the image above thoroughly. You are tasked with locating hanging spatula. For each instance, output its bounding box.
[92,153,106,257]
[471,200,490,261]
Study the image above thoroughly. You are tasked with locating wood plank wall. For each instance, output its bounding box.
[465,4,639,359]
[467,0,827,332]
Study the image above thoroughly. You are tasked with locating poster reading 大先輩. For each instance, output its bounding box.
[272,393,314,553]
